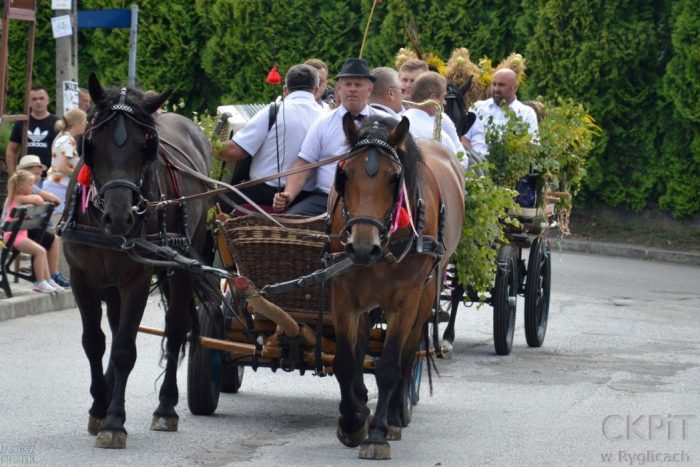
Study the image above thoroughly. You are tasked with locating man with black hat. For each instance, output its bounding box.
[273,58,389,215]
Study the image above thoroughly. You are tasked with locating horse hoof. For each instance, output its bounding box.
[359,441,391,460]
[151,415,179,431]
[438,341,453,359]
[95,430,127,449]
[386,425,402,441]
[87,416,105,436]
[337,417,369,448]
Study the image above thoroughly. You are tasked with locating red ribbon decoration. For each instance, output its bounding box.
[397,206,410,228]
[266,65,282,85]
[77,164,92,186]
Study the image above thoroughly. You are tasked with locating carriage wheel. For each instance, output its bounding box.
[187,303,223,415]
[220,290,244,393]
[492,245,518,356]
[401,352,423,426]
[524,238,551,347]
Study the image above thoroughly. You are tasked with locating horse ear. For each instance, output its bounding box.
[142,89,172,115]
[459,76,473,96]
[342,112,360,145]
[88,73,106,104]
[387,117,410,147]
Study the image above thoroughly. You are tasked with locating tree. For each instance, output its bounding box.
[658,0,700,217]
[525,0,671,212]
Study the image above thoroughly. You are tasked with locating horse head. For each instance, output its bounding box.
[334,113,420,266]
[444,76,476,137]
[83,73,171,236]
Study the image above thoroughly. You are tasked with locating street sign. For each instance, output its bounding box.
[77,8,130,29]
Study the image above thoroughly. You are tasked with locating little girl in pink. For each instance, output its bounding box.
[3,170,60,293]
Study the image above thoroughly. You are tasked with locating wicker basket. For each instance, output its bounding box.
[220,214,330,316]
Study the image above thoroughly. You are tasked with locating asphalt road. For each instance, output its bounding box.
[0,251,698,466]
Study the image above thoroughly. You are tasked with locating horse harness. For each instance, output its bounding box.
[59,88,200,264]
[323,135,446,276]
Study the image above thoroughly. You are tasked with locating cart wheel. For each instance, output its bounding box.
[493,245,518,355]
[220,362,244,393]
[220,290,244,393]
[524,238,551,347]
[401,353,422,426]
[187,303,223,415]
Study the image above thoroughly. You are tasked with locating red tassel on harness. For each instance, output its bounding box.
[266,65,282,85]
[77,165,92,186]
[397,207,410,228]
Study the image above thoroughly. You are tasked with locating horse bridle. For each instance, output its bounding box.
[84,88,158,216]
[334,136,404,243]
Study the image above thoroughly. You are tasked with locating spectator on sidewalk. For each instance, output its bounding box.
[43,108,87,218]
[2,170,66,293]
[5,86,58,182]
[3,156,71,288]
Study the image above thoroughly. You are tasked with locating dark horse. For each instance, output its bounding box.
[328,114,464,459]
[61,74,214,448]
[444,77,475,139]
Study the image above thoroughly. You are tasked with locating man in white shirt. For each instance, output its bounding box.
[304,58,333,112]
[218,64,323,206]
[464,68,539,156]
[403,72,459,156]
[369,67,403,120]
[273,58,386,215]
[399,59,463,153]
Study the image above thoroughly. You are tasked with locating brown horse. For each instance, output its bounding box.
[60,74,216,448]
[328,114,464,459]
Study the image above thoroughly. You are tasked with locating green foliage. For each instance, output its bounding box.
[484,108,540,189]
[455,100,599,295]
[79,0,214,113]
[2,0,697,218]
[657,0,700,218]
[525,0,671,213]
[537,98,602,205]
[453,164,518,300]
[663,0,700,125]
[5,2,55,113]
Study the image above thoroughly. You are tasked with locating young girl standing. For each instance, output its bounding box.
[43,108,87,215]
[3,170,61,293]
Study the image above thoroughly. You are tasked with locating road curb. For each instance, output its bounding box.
[0,284,76,323]
[552,238,700,267]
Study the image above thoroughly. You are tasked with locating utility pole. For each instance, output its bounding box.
[55,1,78,118]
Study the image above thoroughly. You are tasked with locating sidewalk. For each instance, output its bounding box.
[1,239,699,323]
[0,279,76,322]
[552,238,700,267]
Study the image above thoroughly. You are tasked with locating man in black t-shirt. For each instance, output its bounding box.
[5,86,58,182]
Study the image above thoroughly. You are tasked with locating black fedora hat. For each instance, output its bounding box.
[335,58,376,82]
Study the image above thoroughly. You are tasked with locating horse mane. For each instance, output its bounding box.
[359,115,423,202]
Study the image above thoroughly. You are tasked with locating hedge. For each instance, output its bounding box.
[2,0,698,218]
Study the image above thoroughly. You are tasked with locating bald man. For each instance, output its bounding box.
[464,68,538,156]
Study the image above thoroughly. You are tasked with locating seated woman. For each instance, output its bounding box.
[2,170,64,293]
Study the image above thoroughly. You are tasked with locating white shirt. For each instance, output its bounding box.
[370,103,401,120]
[403,108,458,154]
[441,113,464,153]
[298,104,385,193]
[465,97,539,156]
[233,91,322,189]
